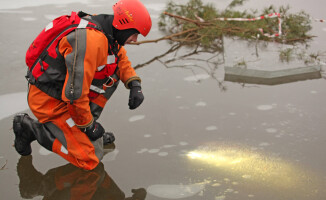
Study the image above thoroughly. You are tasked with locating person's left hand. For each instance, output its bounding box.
[128,81,144,110]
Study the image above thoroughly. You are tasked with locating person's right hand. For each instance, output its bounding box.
[83,121,105,141]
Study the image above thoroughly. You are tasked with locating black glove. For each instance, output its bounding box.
[83,121,105,141]
[128,80,144,110]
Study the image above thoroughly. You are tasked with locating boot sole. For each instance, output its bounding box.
[13,114,32,156]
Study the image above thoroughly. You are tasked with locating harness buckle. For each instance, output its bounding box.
[103,76,115,88]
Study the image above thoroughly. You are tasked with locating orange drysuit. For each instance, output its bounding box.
[28,27,140,170]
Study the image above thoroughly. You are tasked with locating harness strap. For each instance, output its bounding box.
[91,71,119,86]
[90,85,105,94]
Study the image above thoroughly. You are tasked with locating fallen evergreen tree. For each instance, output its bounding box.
[135,0,313,48]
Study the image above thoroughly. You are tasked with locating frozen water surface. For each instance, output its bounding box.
[0,0,90,9]
[137,148,148,154]
[21,17,36,21]
[143,3,166,12]
[1,0,326,199]
[0,92,28,120]
[147,183,205,199]
[257,104,275,111]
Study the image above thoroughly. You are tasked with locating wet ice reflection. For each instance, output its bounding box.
[147,183,205,199]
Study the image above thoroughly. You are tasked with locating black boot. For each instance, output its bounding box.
[13,113,36,156]
[103,132,115,145]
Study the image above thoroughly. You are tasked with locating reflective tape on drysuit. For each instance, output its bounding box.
[28,84,103,170]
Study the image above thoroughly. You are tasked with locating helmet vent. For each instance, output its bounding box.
[119,18,130,25]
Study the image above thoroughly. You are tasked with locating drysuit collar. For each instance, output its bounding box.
[90,14,116,45]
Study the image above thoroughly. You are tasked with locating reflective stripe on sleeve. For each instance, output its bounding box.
[90,85,105,94]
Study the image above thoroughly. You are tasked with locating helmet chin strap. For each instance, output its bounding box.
[112,27,139,46]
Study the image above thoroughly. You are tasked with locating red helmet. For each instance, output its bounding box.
[112,0,152,36]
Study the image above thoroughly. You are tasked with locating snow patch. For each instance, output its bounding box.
[179,142,188,146]
[206,126,218,131]
[259,142,271,146]
[265,128,278,133]
[184,74,210,82]
[158,152,169,156]
[257,104,275,111]
[163,145,176,148]
[196,101,207,107]
[148,149,160,153]
[129,115,145,122]
[22,17,36,21]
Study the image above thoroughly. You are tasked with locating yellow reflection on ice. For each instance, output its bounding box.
[186,146,319,191]
[187,151,247,166]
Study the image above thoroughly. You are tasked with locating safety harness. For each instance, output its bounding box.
[25,11,120,100]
